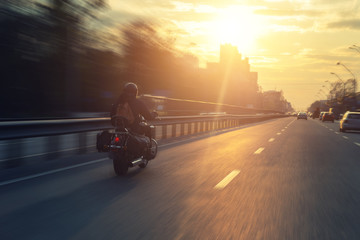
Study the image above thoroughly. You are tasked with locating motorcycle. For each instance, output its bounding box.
[97,116,158,175]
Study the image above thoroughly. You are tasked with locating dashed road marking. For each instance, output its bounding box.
[277,132,281,135]
[343,136,349,139]
[268,138,275,142]
[330,129,334,131]
[254,147,265,154]
[214,170,240,189]
[355,142,360,147]
[335,132,340,135]
[281,129,285,132]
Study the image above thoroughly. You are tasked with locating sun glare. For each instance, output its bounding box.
[212,7,265,54]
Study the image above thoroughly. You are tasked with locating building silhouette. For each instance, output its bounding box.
[206,44,259,107]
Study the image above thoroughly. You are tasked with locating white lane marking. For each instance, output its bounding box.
[214,170,240,189]
[354,142,360,147]
[329,129,334,131]
[0,158,109,187]
[287,118,296,126]
[254,147,265,154]
[335,132,340,135]
[281,129,285,132]
[276,132,281,135]
[268,138,275,142]
[343,136,349,139]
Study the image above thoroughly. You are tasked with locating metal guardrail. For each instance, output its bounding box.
[0,114,284,140]
[0,114,289,169]
[0,118,111,140]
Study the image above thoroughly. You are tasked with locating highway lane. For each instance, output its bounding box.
[1,117,360,240]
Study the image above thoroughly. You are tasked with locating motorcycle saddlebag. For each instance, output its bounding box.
[96,130,113,152]
[127,133,150,157]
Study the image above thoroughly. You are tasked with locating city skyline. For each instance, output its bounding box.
[105,0,360,110]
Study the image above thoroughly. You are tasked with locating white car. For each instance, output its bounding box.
[339,112,360,132]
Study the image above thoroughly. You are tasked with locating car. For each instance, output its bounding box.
[339,112,360,132]
[322,112,334,122]
[319,112,326,121]
[297,112,307,120]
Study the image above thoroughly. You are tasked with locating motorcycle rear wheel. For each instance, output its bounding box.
[138,159,148,168]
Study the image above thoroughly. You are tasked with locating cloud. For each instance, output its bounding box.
[168,0,240,8]
[163,10,216,22]
[327,19,360,30]
[270,18,314,30]
[254,9,324,17]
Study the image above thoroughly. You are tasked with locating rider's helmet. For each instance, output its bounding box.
[123,82,138,98]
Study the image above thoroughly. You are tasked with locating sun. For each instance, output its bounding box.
[212,7,264,54]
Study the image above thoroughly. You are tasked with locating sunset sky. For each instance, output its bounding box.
[104,0,360,110]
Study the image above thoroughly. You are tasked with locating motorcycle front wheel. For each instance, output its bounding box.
[145,139,158,160]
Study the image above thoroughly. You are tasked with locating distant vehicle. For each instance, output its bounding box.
[297,112,307,120]
[319,112,326,121]
[328,107,338,120]
[339,112,360,132]
[322,112,334,122]
[312,108,320,119]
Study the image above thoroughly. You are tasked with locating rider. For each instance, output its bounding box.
[111,82,157,142]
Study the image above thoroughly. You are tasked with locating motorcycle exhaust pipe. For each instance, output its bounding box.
[130,157,145,167]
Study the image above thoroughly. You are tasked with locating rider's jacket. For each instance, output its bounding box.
[111,93,154,128]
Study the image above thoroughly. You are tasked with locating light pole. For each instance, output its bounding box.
[323,82,333,106]
[349,45,360,53]
[322,85,330,91]
[321,85,332,106]
[330,72,343,82]
[349,45,360,54]
[330,72,346,108]
[337,62,357,110]
[337,62,356,80]
[336,61,357,93]
[318,88,326,95]
[330,72,346,95]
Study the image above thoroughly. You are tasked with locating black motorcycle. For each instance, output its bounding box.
[97,116,158,175]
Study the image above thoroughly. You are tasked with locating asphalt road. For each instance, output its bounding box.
[1,117,360,240]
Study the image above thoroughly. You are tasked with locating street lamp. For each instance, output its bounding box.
[336,61,358,109]
[322,85,330,91]
[336,62,356,81]
[330,72,343,82]
[323,82,333,106]
[349,45,360,54]
[330,72,346,106]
